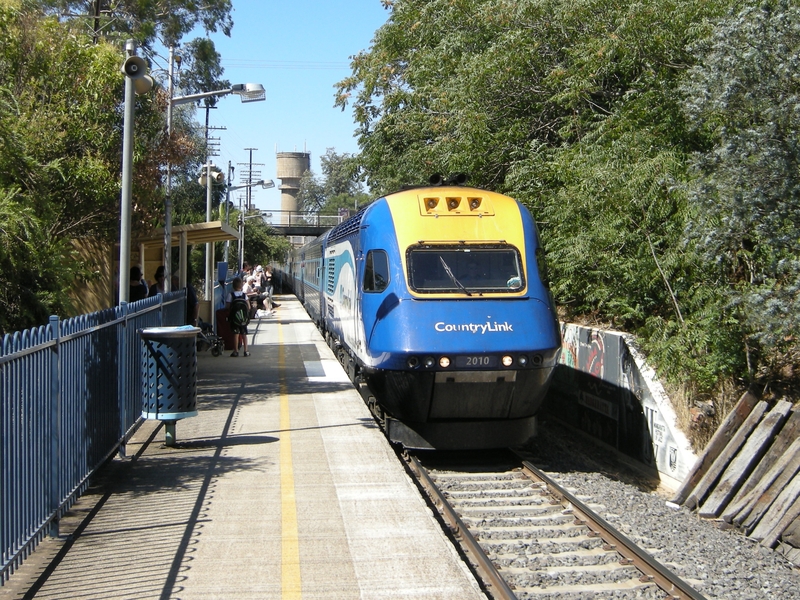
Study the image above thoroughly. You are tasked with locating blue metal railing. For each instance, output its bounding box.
[0,291,186,583]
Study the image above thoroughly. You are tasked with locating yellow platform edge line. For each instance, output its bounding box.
[279,324,302,598]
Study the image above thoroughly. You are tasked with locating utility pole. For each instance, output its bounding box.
[92,0,102,44]
[224,161,234,263]
[239,148,264,211]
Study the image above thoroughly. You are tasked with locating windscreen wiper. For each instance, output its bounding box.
[439,257,472,296]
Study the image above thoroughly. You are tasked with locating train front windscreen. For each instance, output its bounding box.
[407,245,524,294]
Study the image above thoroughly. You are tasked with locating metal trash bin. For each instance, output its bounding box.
[139,325,200,445]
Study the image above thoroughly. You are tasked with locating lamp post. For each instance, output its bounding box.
[224,160,234,262]
[164,46,176,291]
[118,39,153,304]
[163,50,265,293]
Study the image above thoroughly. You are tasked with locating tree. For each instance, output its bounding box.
[296,148,371,214]
[296,169,326,213]
[0,185,69,336]
[39,0,233,49]
[336,0,749,397]
[37,0,234,120]
[0,6,141,329]
[320,192,371,217]
[176,37,230,107]
[682,1,800,381]
[0,2,204,331]
[238,217,291,269]
[319,148,363,198]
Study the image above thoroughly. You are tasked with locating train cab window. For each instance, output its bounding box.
[364,250,390,292]
[407,245,525,294]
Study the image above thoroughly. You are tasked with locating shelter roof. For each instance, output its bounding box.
[137,221,239,249]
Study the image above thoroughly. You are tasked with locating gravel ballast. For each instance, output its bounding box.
[519,420,800,600]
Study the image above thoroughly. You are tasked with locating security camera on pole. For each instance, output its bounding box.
[118,39,153,305]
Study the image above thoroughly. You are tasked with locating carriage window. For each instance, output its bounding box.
[364,250,390,292]
[407,245,524,294]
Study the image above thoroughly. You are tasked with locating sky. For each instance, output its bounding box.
[167,1,390,216]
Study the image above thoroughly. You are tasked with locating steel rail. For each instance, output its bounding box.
[520,460,707,600]
[405,454,518,600]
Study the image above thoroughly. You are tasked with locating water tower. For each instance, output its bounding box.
[276,151,310,224]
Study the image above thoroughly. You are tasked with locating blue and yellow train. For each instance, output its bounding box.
[284,178,561,449]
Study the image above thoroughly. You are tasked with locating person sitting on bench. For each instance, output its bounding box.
[243,276,267,315]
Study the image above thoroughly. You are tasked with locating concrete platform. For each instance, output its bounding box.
[1,297,485,599]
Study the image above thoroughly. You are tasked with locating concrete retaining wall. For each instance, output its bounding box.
[544,323,696,489]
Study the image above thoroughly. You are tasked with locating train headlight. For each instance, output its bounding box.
[407,356,419,368]
[518,355,528,367]
[439,356,451,368]
[502,355,514,367]
[424,356,435,368]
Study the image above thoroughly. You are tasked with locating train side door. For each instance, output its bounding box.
[360,249,392,348]
[298,251,305,303]
[354,247,364,355]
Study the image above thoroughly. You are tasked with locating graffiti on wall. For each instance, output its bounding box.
[546,323,694,483]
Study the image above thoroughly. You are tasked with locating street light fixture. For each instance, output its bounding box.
[170,83,267,107]
[162,43,266,294]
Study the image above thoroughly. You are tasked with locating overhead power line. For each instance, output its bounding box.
[221,59,350,71]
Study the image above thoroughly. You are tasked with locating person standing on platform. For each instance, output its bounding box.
[240,262,252,280]
[225,277,250,357]
[265,266,280,309]
[148,265,166,297]
[129,266,148,302]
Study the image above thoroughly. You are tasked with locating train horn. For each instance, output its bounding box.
[429,173,444,186]
[447,173,468,186]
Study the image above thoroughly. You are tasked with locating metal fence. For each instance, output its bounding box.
[0,291,186,583]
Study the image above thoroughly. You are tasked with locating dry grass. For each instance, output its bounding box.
[663,379,747,453]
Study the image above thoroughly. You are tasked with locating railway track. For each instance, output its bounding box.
[406,451,706,600]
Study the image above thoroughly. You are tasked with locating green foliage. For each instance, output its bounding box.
[639,284,747,392]
[238,217,291,268]
[0,7,151,330]
[0,187,76,335]
[296,169,325,213]
[38,0,233,48]
[320,148,363,197]
[297,148,372,214]
[0,4,207,332]
[338,0,763,397]
[338,0,731,191]
[682,1,800,375]
[177,37,230,107]
[513,127,690,324]
[321,192,372,216]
